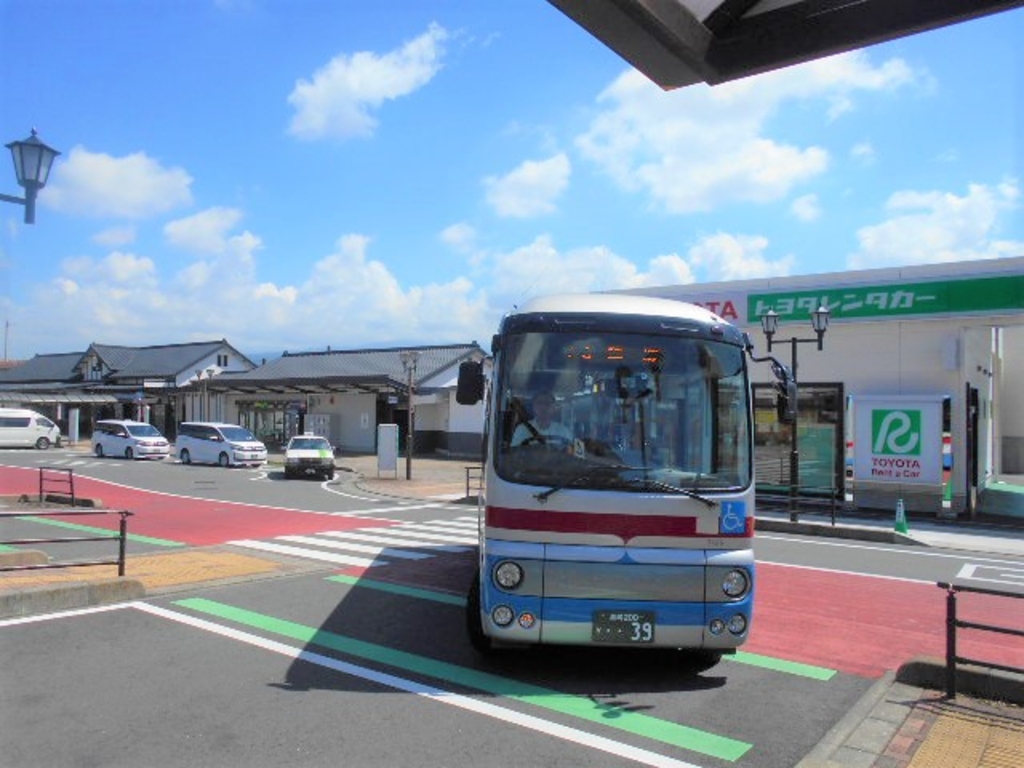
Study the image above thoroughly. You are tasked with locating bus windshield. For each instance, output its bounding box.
[494,328,751,494]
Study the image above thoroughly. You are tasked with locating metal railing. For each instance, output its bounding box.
[38,466,76,505]
[937,580,1024,698]
[0,509,134,577]
[465,465,484,499]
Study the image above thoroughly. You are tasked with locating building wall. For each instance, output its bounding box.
[622,256,1023,515]
[1001,326,1024,473]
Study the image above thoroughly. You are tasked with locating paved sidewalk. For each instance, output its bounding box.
[3,451,1023,767]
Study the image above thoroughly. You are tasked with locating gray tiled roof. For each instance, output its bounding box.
[0,352,82,384]
[213,343,483,390]
[97,341,248,380]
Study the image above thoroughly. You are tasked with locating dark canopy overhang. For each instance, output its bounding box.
[203,374,402,398]
[548,0,1024,89]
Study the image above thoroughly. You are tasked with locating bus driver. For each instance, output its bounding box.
[511,391,572,447]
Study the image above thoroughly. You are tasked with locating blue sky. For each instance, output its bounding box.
[1,1,1021,361]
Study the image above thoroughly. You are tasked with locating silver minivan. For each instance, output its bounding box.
[175,422,267,467]
[93,419,170,460]
[0,407,62,449]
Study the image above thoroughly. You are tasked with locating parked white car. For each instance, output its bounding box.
[0,407,62,449]
[176,422,267,467]
[93,419,170,460]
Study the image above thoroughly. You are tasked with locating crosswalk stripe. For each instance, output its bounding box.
[432,518,478,528]
[315,530,470,552]
[230,518,481,567]
[229,539,381,567]
[387,524,475,536]
[276,535,432,560]
[370,527,476,544]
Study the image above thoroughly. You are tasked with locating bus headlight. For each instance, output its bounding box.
[492,605,515,627]
[721,569,749,598]
[494,561,524,590]
[727,614,748,635]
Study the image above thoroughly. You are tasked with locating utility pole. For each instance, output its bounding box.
[400,350,421,480]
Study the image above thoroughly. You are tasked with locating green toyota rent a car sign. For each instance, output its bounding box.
[854,396,943,485]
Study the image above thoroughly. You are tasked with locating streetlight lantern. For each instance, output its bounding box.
[1,129,61,224]
[759,306,831,522]
[811,304,830,350]
[760,308,780,350]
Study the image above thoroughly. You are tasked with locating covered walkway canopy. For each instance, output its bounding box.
[549,0,1024,89]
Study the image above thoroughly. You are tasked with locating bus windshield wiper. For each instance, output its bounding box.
[621,476,717,508]
[535,465,719,507]
[534,463,634,502]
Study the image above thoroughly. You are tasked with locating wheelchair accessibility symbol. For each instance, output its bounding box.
[719,501,747,535]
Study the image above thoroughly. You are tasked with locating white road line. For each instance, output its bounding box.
[757,533,1024,566]
[0,601,134,628]
[315,530,470,552]
[395,521,481,536]
[327,502,449,517]
[133,602,704,768]
[954,562,1024,588]
[758,559,933,585]
[370,527,477,544]
[275,535,433,560]
[228,539,382,567]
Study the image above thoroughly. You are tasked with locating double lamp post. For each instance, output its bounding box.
[760,304,830,522]
[0,129,61,224]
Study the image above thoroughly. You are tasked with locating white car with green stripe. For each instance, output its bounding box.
[283,433,336,480]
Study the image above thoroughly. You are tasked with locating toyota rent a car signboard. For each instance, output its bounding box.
[853,396,944,486]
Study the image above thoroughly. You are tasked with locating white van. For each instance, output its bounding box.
[176,422,267,467]
[93,419,171,460]
[0,408,62,449]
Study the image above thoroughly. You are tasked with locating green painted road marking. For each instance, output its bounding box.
[727,651,836,680]
[326,574,466,606]
[175,597,752,762]
[328,573,838,682]
[17,515,185,547]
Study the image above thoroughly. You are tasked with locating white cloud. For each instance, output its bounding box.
[92,226,137,247]
[848,181,1023,269]
[440,222,477,252]
[61,251,156,284]
[851,142,876,165]
[791,194,821,222]
[484,154,571,218]
[287,23,448,140]
[43,146,193,219]
[686,233,796,281]
[493,236,700,300]
[575,50,919,213]
[164,207,245,254]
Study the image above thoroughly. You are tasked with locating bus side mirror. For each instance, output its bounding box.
[456,361,485,405]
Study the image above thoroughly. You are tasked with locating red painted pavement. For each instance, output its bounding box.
[747,563,1024,678]
[7,465,1021,679]
[1,466,393,545]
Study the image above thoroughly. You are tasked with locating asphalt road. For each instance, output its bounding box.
[2,447,1023,768]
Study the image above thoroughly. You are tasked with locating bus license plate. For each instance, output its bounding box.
[592,611,655,643]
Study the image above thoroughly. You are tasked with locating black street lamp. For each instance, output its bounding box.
[1,129,61,224]
[760,305,830,522]
[400,350,421,480]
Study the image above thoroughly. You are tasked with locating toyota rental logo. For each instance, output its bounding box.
[872,409,922,455]
[854,397,941,486]
[870,409,924,480]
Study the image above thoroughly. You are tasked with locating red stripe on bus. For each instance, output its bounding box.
[485,506,702,542]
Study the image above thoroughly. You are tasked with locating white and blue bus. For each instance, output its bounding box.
[457,294,793,670]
